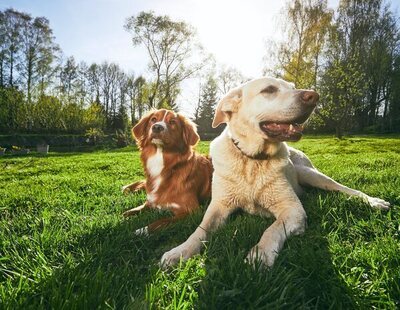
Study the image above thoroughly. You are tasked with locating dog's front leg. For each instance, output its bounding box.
[161,200,232,268]
[122,202,148,217]
[122,180,146,195]
[246,201,306,267]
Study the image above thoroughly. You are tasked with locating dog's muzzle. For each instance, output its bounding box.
[152,122,166,134]
[259,90,319,142]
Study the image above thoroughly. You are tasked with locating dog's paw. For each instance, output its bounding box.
[160,242,195,269]
[122,185,131,195]
[134,226,149,236]
[367,196,390,210]
[245,246,277,268]
[160,249,182,269]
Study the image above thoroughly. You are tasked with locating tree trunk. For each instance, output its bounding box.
[0,55,4,87]
[382,98,389,132]
[27,54,33,104]
[335,125,343,139]
[368,88,378,126]
[9,50,14,86]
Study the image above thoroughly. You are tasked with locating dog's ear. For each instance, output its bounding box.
[132,112,153,147]
[178,114,200,146]
[212,87,242,128]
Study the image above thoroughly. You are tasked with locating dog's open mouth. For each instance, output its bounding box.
[259,122,304,141]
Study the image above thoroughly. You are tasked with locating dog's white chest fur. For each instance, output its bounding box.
[146,147,164,203]
[147,147,164,177]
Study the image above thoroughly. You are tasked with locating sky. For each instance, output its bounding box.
[1,0,398,114]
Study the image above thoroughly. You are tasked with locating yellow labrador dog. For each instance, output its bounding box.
[161,77,390,268]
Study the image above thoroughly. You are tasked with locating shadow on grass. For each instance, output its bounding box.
[7,208,198,309]
[9,190,390,309]
[193,197,356,309]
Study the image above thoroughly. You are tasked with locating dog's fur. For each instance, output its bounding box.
[161,77,390,267]
[123,109,213,235]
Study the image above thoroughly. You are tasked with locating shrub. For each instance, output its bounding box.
[85,128,105,145]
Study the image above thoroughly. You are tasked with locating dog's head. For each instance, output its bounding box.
[133,109,199,151]
[213,77,319,142]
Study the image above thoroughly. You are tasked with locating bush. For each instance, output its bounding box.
[85,128,105,145]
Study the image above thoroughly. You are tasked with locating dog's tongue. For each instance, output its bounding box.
[260,122,304,141]
[262,123,302,133]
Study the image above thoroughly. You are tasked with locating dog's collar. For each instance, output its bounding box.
[231,138,269,160]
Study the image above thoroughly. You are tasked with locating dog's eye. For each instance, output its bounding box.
[150,117,157,123]
[261,85,278,94]
[169,119,176,125]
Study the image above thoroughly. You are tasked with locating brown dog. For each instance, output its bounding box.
[122,109,213,235]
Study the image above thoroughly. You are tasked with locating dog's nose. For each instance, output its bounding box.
[152,124,165,133]
[300,91,319,106]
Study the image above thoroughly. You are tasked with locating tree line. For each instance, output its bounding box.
[0,9,206,134]
[1,1,399,138]
[265,0,400,137]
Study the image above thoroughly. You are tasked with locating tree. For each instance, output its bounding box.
[113,102,129,132]
[58,56,79,102]
[388,55,400,131]
[0,9,25,88]
[32,95,63,132]
[0,86,25,131]
[126,75,149,123]
[84,100,105,130]
[19,15,59,104]
[62,101,85,133]
[125,11,205,110]
[195,75,220,138]
[317,55,367,138]
[217,65,246,95]
[265,0,400,137]
[265,0,332,89]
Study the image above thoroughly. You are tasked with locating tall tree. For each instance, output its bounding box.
[334,0,399,131]
[195,75,220,138]
[126,75,149,123]
[317,55,367,138]
[217,65,246,95]
[0,9,26,88]
[125,11,205,110]
[58,56,79,102]
[388,55,400,131]
[19,15,58,104]
[267,0,332,89]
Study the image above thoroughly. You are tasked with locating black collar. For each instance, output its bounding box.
[231,138,269,160]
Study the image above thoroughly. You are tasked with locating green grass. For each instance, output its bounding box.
[0,136,399,309]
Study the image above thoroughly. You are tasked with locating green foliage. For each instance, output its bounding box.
[0,87,25,131]
[0,9,140,135]
[112,103,130,132]
[318,56,367,137]
[32,95,63,132]
[61,102,85,133]
[267,0,400,136]
[0,137,399,308]
[84,128,105,145]
[83,102,105,130]
[195,75,219,135]
[275,0,333,89]
[113,129,130,148]
[125,11,204,110]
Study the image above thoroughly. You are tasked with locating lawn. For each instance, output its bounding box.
[0,136,399,309]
